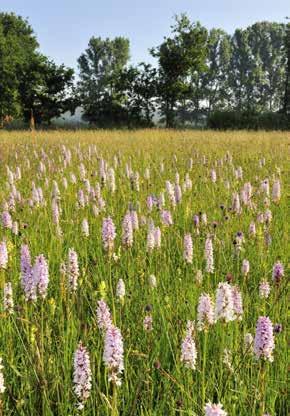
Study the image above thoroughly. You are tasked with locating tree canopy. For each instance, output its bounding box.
[0,12,75,127]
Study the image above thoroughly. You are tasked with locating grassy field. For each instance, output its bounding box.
[0,130,288,415]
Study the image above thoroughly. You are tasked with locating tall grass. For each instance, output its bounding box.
[0,130,288,415]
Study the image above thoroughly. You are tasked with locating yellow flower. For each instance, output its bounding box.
[6,240,14,254]
[99,280,107,298]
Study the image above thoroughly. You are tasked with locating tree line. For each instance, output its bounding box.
[0,12,289,129]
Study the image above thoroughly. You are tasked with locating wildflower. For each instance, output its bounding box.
[96,300,112,332]
[160,210,173,226]
[148,274,157,288]
[201,213,207,225]
[130,210,139,230]
[264,209,272,224]
[272,261,284,284]
[184,173,192,190]
[205,237,214,273]
[158,192,165,208]
[272,179,281,203]
[146,229,155,252]
[231,285,243,320]
[215,282,235,323]
[82,218,89,237]
[184,234,193,264]
[102,217,116,253]
[0,357,5,394]
[193,214,199,228]
[103,325,124,386]
[259,280,270,299]
[21,244,36,301]
[3,282,14,314]
[205,402,227,416]
[143,315,153,331]
[232,192,241,214]
[116,279,125,301]
[249,222,256,237]
[154,227,161,248]
[236,166,243,180]
[122,212,133,248]
[241,259,250,276]
[197,293,215,331]
[210,169,217,183]
[33,254,49,299]
[0,241,8,269]
[146,195,154,211]
[166,181,176,207]
[52,198,60,225]
[260,179,270,196]
[181,322,197,370]
[2,211,12,229]
[67,249,79,292]
[195,270,203,284]
[174,184,182,203]
[107,168,116,192]
[12,221,19,235]
[254,316,275,362]
[134,171,141,191]
[73,342,92,409]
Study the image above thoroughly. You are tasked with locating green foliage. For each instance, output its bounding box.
[150,14,208,127]
[208,110,288,130]
[229,22,286,112]
[0,12,75,127]
[77,36,130,127]
[284,22,290,121]
[116,63,158,127]
[18,56,76,125]
[0,13,38,123]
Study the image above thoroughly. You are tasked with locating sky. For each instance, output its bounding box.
[1,0,289,72]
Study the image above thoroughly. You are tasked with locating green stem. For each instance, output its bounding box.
[202,331,208,408]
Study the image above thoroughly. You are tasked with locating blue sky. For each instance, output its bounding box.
[1,0,289,71]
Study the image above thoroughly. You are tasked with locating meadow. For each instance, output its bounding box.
[0,129,288,416]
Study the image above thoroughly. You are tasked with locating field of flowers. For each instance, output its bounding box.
[0,130,288,416]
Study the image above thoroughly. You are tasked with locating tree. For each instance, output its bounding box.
[0,12,76,128]
[0,12,38,126]
[18,56,76,126]
[228,23,286,113]
[284,20,290,118]
[151,14,208,127]
[77,36,130,126]
[188,28,232,123]
[116,63,157,127]
[228,28,257,111]
[246,22,286,111]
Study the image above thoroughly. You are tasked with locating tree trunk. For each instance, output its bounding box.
[30,108,35,131]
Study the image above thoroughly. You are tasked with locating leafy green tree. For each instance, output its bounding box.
[116,63,157,127]
[77,36,130,126]
[18,56,76,125]
[0,13,38,125]
[229,23,286,112]
[229,28,257,111]
[246,22,286,111]
[284,21,290,118]
[151,14,208,128]
[0,12,75,128]
[188,28,232,123]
